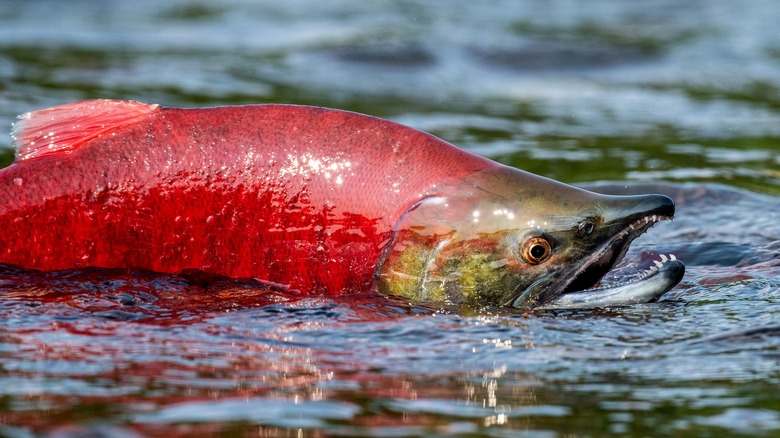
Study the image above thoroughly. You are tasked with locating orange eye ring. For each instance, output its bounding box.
[521,237,552,264]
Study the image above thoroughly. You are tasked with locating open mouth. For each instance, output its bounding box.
[563,214,671,294]
[540,214,685,309]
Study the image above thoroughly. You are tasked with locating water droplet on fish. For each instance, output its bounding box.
[13,177,23,186]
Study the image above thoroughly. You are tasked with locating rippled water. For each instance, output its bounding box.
[0,1,778,436]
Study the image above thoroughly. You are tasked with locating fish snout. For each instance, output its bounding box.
[601,193,675,227]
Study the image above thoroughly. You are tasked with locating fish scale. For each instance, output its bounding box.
[1,100,494,295]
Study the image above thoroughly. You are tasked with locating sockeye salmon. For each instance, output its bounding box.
[0,100,684,309]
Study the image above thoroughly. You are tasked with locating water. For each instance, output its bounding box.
[0,0,778,436]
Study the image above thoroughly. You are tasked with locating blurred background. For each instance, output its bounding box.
[1,0,778,192]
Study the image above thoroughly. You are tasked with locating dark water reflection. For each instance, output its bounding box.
[0,0,779,436]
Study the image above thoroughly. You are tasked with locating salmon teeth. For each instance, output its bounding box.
[652,253,677,269]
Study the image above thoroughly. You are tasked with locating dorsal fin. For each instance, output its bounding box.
[11,99,160,160]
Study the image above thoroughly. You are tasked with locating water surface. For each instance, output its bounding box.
[0,1,778,436]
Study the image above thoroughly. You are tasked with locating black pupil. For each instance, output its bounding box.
[530,244,547,259]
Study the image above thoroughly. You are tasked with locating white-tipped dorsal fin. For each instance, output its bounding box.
[11,99,159,161]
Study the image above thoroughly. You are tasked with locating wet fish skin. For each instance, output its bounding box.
[2,100,496,295]
[0,100,682,308]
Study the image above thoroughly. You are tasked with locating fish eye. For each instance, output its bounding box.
[521,236,552,265]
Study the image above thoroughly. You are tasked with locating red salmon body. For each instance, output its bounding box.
[0,100,496,295]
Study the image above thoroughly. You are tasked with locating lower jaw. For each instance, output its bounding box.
[539,255,685,310]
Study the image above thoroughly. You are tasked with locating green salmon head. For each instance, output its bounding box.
[375,166,681,310]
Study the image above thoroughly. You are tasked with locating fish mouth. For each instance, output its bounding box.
[542,255,685,309]
[540,214,684,309]
[562,214,672,296]
[510,195,685,309]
